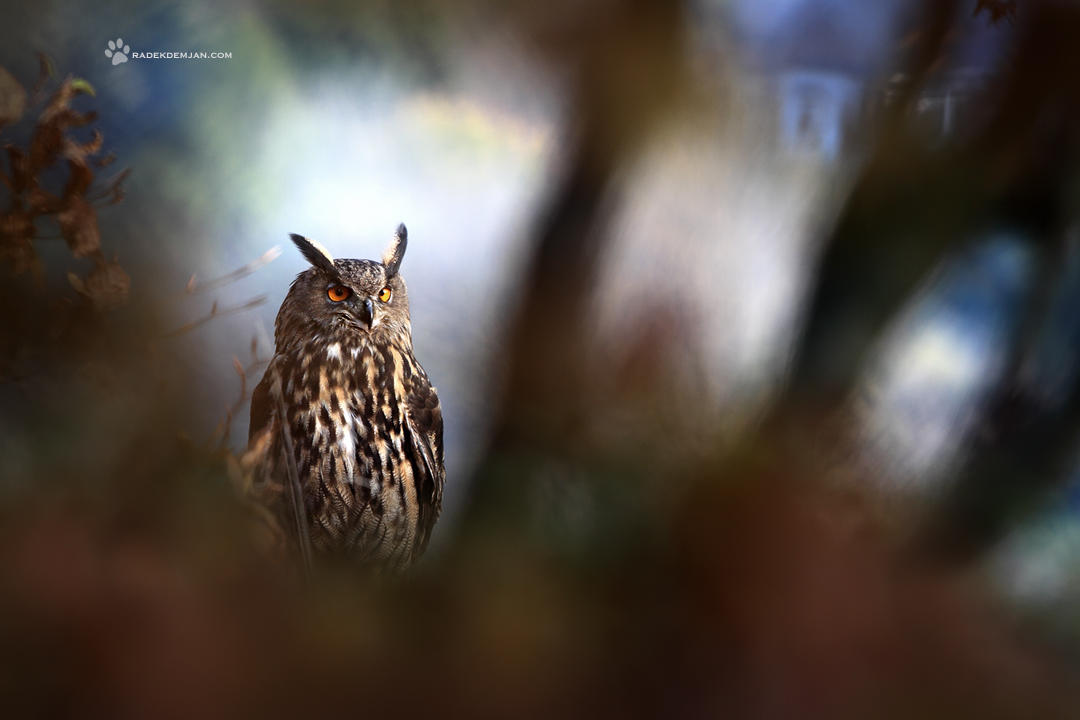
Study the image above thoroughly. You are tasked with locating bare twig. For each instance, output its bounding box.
[88,168,131,207]
[162,295,267,338]
[185,246,282,295]
[29,52,54,105]
[214,352,270,448]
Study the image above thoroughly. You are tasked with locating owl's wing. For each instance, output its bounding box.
[404,372,445,554]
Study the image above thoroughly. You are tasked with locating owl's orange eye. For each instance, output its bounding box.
[378,286,392,303]
[327,285,351,302]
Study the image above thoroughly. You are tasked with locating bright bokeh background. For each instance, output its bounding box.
[5,0,1078,639]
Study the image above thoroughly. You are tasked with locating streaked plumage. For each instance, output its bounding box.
[248,224,444,571]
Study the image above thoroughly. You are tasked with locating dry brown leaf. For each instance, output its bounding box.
[83,260,129,311]
[40,76,75,123]
[5,146,32,193]
[57,195,100,258]
[63,129,103,165]
[28,122,62,171]
[26,187,60,215]
[66,271,85,294]
[62,159,93,197]
[0,66,26,127]
[0,209,33,242]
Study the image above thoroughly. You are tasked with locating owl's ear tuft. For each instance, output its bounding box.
[383,223,408,277]
[289,233,338,276]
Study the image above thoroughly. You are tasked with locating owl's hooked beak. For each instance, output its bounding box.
[353,296,376,329]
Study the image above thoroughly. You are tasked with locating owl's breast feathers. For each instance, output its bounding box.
[249,333,444,569]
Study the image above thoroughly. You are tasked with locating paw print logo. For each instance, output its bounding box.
[104,38,130,66]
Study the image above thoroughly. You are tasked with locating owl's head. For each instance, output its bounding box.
[275,224,413,349]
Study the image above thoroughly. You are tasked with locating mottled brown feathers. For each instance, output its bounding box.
[248,224,444,571]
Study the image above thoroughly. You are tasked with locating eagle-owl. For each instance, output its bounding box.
[248,224,444,571]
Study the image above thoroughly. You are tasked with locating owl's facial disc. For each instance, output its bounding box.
[327,286,377,330]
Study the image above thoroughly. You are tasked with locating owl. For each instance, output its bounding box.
[247,224,444,571]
